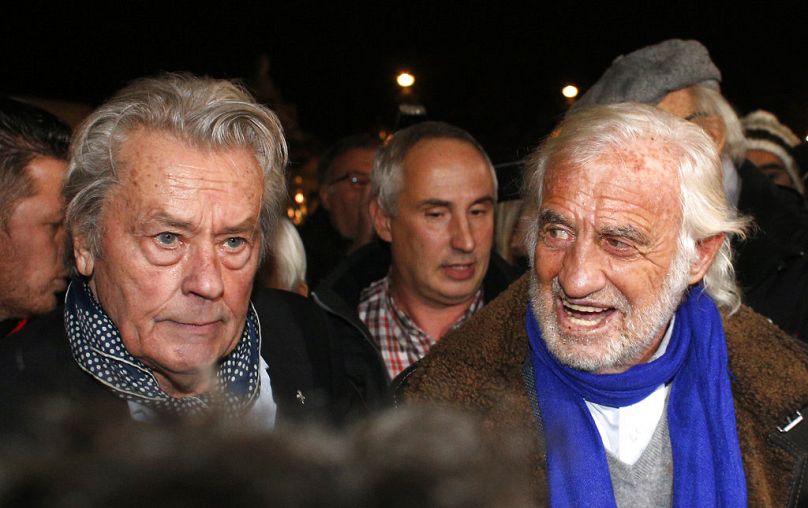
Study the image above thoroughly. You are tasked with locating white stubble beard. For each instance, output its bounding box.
[529,243,694,373]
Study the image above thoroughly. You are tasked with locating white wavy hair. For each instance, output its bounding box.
[270,218,307,292]
[524,103,750,313]
[690,84,746,165]
[65,73,288,266]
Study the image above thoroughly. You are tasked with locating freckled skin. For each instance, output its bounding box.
[534,142,684,370]
[75,129,265,397]
[0,157,69,320]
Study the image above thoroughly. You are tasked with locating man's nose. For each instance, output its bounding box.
[182,243,225,300]
[450,215,476,253]
[557,238,606,298]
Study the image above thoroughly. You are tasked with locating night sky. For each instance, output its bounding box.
[4,1,806,164]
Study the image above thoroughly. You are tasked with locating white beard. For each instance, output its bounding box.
[529,243,693,373]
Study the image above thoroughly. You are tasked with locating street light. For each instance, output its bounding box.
[562,85,579,98]
[396,72,415,88]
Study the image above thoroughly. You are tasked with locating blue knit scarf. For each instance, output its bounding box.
[527,286,746,507]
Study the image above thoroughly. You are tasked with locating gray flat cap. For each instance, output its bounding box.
[570,39,721,113]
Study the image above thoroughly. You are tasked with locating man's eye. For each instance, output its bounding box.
[425,211,444,219]
[541,226,573,247]
[604,237,633,253]
[547,228,570,240]
[155,232,179,246]
[224,237,246,249]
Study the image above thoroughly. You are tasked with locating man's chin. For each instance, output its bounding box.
[546,337,623,373]
[23,297,60,318]
[152,365,219,397]
[431,287,480,307]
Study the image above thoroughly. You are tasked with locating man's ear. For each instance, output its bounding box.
[318,184,332,212]
[369,198,392,242]
[688,233,724,285]
[696,115,727,156]
[73,234,95,277]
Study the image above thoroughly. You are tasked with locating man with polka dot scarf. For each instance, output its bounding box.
[0,74,388,429]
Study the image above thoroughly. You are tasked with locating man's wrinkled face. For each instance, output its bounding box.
[374,138,495,310]
[530,143,692,374]
[75,129,264,396]
[320,147,377,240]
[0,157,68,320]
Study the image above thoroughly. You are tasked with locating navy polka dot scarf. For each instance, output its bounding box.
[65,278,261,418]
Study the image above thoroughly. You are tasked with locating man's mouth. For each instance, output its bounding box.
[160,317,224,330]
[559,299,616,327]
[442,262,475,280]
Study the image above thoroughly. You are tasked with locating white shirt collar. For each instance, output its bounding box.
[586,316,675,465]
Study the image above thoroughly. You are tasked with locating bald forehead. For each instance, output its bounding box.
[403,138,492,179]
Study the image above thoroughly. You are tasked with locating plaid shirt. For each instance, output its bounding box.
[358,275,484,378]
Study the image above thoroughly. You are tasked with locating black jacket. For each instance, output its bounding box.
[735,160,808,340]
[0,287,388,431]
[298,207,353,288]
[312,240,519,384]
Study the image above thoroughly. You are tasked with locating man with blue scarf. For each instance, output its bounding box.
[402,103,808,506]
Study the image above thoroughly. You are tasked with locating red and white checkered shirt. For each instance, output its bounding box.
[358,275,484,379]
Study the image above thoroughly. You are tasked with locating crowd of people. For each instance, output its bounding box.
[0,38,807,506]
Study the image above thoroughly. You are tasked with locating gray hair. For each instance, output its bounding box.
[525,103,750,313]
[371,121,497,215]
[64,73,288,265]
[493,199,524,264]
[689,84,746,165]
[269,218,307,292]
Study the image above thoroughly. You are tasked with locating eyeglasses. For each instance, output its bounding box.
[328,172,370,187]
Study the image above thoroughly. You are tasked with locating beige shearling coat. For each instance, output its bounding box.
[403,274,808,506]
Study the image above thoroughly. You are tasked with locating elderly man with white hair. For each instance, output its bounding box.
[402,104,808,506]
[0,74,388,430]
[568,38,808,340]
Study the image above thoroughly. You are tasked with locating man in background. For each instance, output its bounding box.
[0,97,70,336]
[299,134,380,286]
[315,121,516,380]
[741,109,805,200]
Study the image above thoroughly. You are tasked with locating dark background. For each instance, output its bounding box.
[3,1,805,165]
